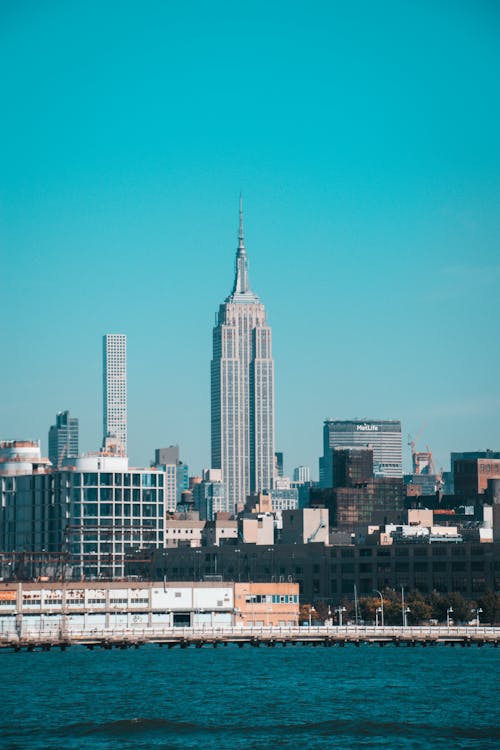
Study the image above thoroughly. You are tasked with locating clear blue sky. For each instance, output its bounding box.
[1,0,499,477]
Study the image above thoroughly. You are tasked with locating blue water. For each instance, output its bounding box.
[1,644,499,749]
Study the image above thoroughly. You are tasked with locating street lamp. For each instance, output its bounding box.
[403,607,410,628]
[373,589,384,627]
[337,605,346,627]
[472,607,483,629]
[375,607,382,627]
[447,606,453,629]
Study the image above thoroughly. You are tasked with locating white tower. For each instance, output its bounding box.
[103,334,127,455]
[211,199,275,512]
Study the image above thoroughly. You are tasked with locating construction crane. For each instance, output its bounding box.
[407,431,443,489]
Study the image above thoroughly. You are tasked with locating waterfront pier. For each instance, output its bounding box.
[1,625,500,651]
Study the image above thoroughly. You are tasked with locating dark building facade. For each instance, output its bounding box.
[333,447,374,487]
[126,541,500,604]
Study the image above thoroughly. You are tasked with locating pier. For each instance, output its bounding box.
[2,625,500,651]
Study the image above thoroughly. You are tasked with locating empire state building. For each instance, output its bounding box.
[211,200,275,513]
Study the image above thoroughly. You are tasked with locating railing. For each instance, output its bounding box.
[2,624,500,644]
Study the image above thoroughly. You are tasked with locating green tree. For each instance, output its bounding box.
[477,590,500,625]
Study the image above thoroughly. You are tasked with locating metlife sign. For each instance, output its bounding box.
[356,424,379,432]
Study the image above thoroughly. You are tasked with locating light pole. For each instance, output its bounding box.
[447,606,453,629]
[376,607,382,627]
[403,607,410,628]
[472,607,483,629]
[373,590,384,627]
[337,605,346,627]
[401,586,406,627]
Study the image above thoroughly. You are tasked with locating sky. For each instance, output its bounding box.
[1,0,499,478]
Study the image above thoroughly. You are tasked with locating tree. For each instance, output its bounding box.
[477,590,500,625]
[406,592,432,624]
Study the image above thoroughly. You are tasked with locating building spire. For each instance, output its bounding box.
[231,195,251,296]
[238,193,244,250]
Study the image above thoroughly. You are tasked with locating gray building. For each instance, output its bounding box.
[103,334,127,455]
[211,200,275,512]
[319,419,402,487]
[48,410,79,468]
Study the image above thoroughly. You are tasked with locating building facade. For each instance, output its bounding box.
[103,334,127,454]
[211,201,274,512]
[48,411,79,468]
[320,419,402,487]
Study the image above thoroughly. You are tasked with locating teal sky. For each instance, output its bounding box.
[1,1,499,477]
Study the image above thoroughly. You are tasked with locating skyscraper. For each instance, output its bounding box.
[48,411,79,467]
[319,418,402,487]
[103,334,127,455]
[211,200,275,512]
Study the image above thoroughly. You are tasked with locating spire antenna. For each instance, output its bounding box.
[239,193,244,249]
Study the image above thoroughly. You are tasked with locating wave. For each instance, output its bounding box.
[60,717,500,741]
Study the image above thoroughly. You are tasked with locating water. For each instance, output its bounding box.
[1,644,499,749]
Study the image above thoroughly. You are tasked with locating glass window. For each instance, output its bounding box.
[133,489,140,502]
[100,487,112,501]
[83,473,98,486]
[100,473,112,487]
[100,503,113,516]
[83,488,98,502]
[133,504,141,517]
[133,474,141,487]
[83,503,98,517]
[114,473,123,485]
[124,473,131,486]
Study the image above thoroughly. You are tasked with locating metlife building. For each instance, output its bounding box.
[319,419,402,487]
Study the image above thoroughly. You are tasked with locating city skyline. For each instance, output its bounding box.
[1,2,499,477]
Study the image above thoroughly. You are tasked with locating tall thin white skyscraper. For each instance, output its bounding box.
[103,334,127,455]
[211,200,275,512]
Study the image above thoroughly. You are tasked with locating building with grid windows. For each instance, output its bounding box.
[211,200,274,513]
[319,419,402,487]
[103,334,127,455]
[0,453,166,579]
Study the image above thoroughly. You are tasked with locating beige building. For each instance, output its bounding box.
[234,582,299,627]
[165,514,205,548]
[280,508,329,545]
[240,513,275,545]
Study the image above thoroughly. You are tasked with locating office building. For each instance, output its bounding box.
[103,334,127,455]
[211,200,274,512]
[193,469,228,520]
[1,452,165,579]
[274,452,284,478]
[319,419,402,487]
[293,465,310,484]
[48,411,79,467]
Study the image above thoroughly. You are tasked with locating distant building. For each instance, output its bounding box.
[211,200,275,512]
[103,334,127,454]
[193,469,228,520]
[48,410,79,467]
[155,445,179,465]
[332,447,373,487]
[280,508,329,545]
[449,451,500,494]
[312,447,404,528]
[293,465,310,483]
[153,446,189,512]
[454,456,500,497]
[274,452,284,478]
[319,419,402,487]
